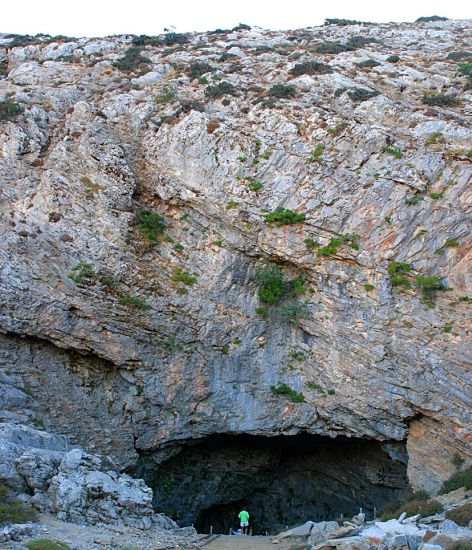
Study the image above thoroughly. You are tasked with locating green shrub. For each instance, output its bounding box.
[276,300,309,324]
[118,293,150,309]
[451,542,472,550]
[306,381,325,393]
[324,18,370,26]
[458,62,472,82]
[68,261,95,284]
[304,238,319,249]
[347,35,378,48]
[226,199,239,209]
[233,23,251,31]
[347,88,380,102]
[317,233,360,256]
[356,59,381,68]
[405,194,424,205]
[435,237,458,255]
[270,383,305,403]
[163,33,189,46]
[386,55,400,63]
[383,146,403,158]
[0,501,38,525]
[264,207,306,226]
[308,144,324,163]
[315,42,354,54]
[255,262,308,323]
[448,51,472,61]
[247,180,264,191]
[219,51,238,62]
[255,306,269,319]
[187,62,215,79]
[100,276,120,289]
[179,99,205,113]
[135,208,166,243]
[256,263,284,304]
[425,131,443,146]
[416,275,448,306]
[155,85,178,104]
[204,81,236,97]
[25,539,70,550]
[387,261,412,288]
[113,47,151,72]
[0,99,24,121]
[416,15,448,22]
[438,466,472,494]
[171,267,197,286]
[384,216,392,224]
[268,83,297,98]
[445,503,472,527]
[364,284,374,291]
[422,93,458,107]
[289,61,333,76]
[132,35,163,46]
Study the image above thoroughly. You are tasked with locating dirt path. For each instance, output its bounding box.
[204,535,290,549]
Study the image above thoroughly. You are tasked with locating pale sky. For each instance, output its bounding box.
[3,0,470,37]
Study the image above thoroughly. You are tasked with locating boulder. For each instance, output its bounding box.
[273,520,315,542]
[352,513,366,526]
[47,449,157,529]
[308,522,341,545]
[328,525,359,538]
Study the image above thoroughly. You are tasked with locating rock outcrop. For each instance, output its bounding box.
[0,423,179,531]
[0,17,471,522]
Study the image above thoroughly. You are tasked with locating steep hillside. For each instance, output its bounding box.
[0,18,471,529]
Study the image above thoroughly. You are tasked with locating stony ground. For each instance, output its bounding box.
[1,514,205,549]
[205,535,279,550]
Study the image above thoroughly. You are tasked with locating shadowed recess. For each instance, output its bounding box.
[136,433,409,534]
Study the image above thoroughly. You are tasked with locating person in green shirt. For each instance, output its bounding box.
[238,508,250,535]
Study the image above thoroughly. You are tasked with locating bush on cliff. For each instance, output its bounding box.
[264,207,306,226]
[135,208,166,243]
[438,466,472,494]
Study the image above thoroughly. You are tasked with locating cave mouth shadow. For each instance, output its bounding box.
[138,432,409,535]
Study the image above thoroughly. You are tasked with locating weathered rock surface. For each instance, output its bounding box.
[0,17,471,522]
[0,423,183,533]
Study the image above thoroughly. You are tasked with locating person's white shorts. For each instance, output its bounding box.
[240,522,249,527]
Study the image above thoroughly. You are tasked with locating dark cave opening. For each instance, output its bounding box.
[137,433,408,535]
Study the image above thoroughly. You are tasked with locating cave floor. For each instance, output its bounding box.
[205,535,286,549]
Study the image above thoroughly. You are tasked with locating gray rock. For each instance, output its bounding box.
[308,521,341,545]
[0,18,471,529]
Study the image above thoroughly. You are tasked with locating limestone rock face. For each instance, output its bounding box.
[0,19,471,495]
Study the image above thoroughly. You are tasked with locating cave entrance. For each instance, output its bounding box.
[138,433,408,535]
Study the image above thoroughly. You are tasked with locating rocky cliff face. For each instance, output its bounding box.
[0,18,471,524]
